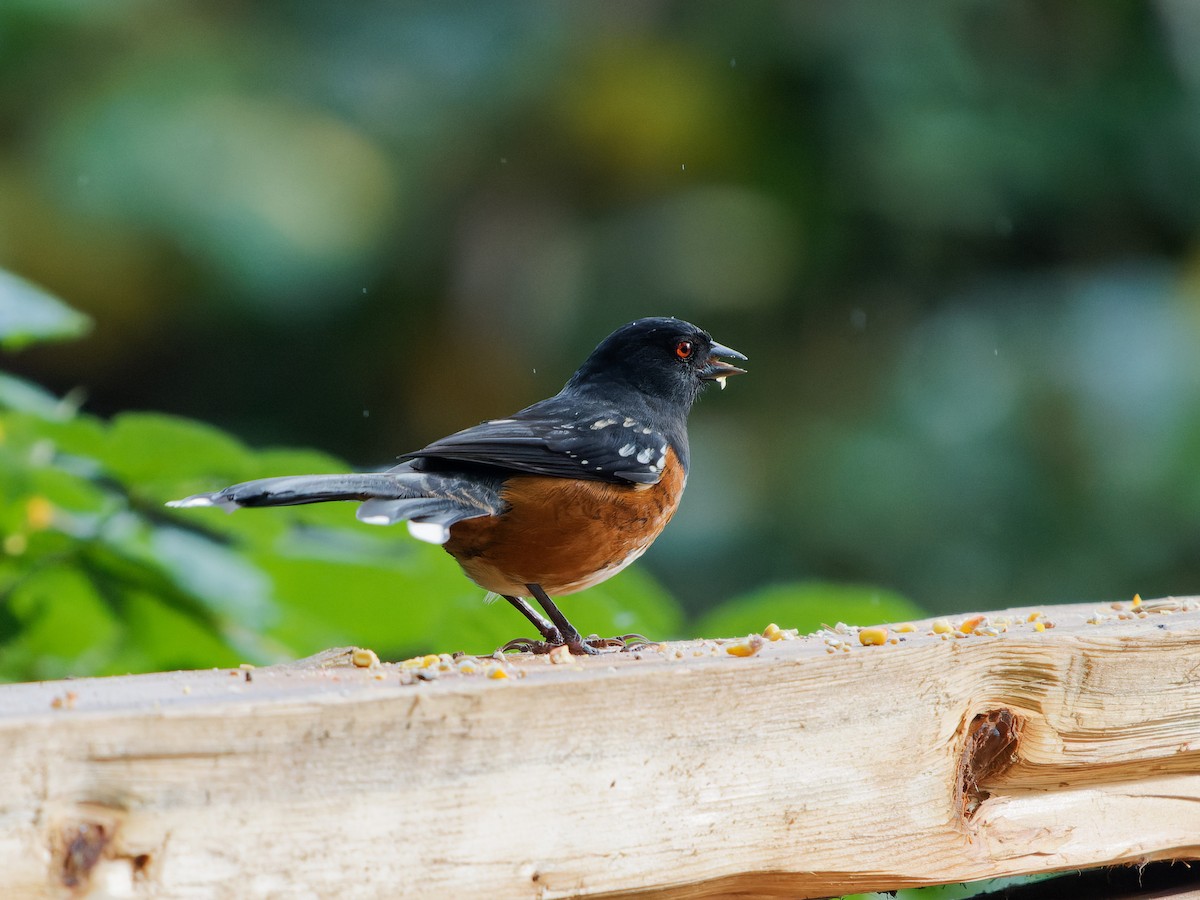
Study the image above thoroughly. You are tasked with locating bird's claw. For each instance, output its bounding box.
[498,637,552,654]
[619,633,659,651]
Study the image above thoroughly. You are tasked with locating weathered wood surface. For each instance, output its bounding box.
[3,598,1200,899]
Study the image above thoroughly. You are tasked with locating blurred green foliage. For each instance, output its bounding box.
[3,1,1200,673]
[696,581,923,638]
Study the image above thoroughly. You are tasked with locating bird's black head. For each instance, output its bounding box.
[566,317,746,410]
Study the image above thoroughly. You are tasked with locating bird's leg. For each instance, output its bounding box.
[498,586,644,655]
[527,583,616,656]
[504,595,562,642]
[498,595,564,653]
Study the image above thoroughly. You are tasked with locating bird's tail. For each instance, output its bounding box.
[167,467,504,545]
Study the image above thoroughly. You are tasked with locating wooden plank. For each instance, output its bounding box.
[3,598,1200,898]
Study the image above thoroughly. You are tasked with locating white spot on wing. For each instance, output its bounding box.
[590,418,618,430]
[636,447,654,464]
[623,418,636,427]
[618,443,636,457]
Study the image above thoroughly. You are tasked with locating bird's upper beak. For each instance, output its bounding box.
[700,340,747,389]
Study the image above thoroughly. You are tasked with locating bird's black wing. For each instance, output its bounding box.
[399,402,676,485]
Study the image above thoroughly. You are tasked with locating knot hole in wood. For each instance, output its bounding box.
[956,708,1024,823]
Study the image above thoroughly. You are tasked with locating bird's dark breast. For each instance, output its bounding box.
[443,448,686,596]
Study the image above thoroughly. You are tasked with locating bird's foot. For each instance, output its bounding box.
[497,636,615,655]
[497,633,656,655]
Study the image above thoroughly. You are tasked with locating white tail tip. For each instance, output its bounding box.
[166,496,215,508]
[407,520,450,545]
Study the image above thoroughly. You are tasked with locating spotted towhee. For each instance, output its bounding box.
[169,317,746,654]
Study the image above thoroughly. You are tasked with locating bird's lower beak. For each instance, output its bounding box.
[700,341,748,389]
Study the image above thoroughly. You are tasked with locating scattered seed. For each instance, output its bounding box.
[547,645,572,665]
[858,627,888,646]
[401,654,440,669]
[726,636,764,657]
[351,648,380,668]
[1142,599,1181,612]
[959,615,987,635]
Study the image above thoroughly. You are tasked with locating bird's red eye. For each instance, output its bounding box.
[675,340,694,360]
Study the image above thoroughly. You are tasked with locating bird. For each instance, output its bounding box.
[168,317,746,655]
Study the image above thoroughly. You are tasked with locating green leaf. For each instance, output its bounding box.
[0,567,119,681]
[101,412,254,497]
[103,589,247,675]
[257,538,473,658]
[695,581,926,639]
[0,373,78,418]
[148,525,276,628]
[0,270,91,349]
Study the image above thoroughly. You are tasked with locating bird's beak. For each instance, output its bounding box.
[700,341,748,390]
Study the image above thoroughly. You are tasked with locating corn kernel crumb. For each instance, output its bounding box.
[352,648,381,668]
[931,618,952,634]
[547,645,572,665]
[762,623,783,641]
[726,636,764,657]
[858,626,888,646]
[959,615,987,634]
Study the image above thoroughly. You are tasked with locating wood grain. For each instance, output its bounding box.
[3,599,1199,898]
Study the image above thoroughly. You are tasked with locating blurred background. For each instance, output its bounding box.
[3,0,1200,678]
